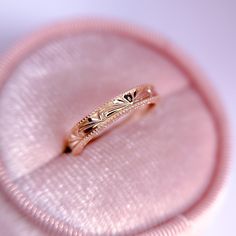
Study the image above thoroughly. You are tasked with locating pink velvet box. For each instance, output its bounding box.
[0,19,229,236]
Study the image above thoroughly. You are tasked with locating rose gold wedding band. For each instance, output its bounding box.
[67,84,159,155]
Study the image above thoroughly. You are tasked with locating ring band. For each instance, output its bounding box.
[67,84,159,155]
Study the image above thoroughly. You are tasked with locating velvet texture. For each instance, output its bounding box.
[0,21,228,236]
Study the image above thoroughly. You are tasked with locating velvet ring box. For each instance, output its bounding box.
[0,19,229,236]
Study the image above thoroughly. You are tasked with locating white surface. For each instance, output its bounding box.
[0,1,235,235]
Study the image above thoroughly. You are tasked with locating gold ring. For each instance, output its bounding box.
[66,84,159,155]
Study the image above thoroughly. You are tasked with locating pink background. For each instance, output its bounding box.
[0,1,235,235]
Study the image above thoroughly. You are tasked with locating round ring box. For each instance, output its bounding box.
[0,19,229,236]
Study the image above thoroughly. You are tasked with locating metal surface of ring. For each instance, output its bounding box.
[67,84,160,155]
